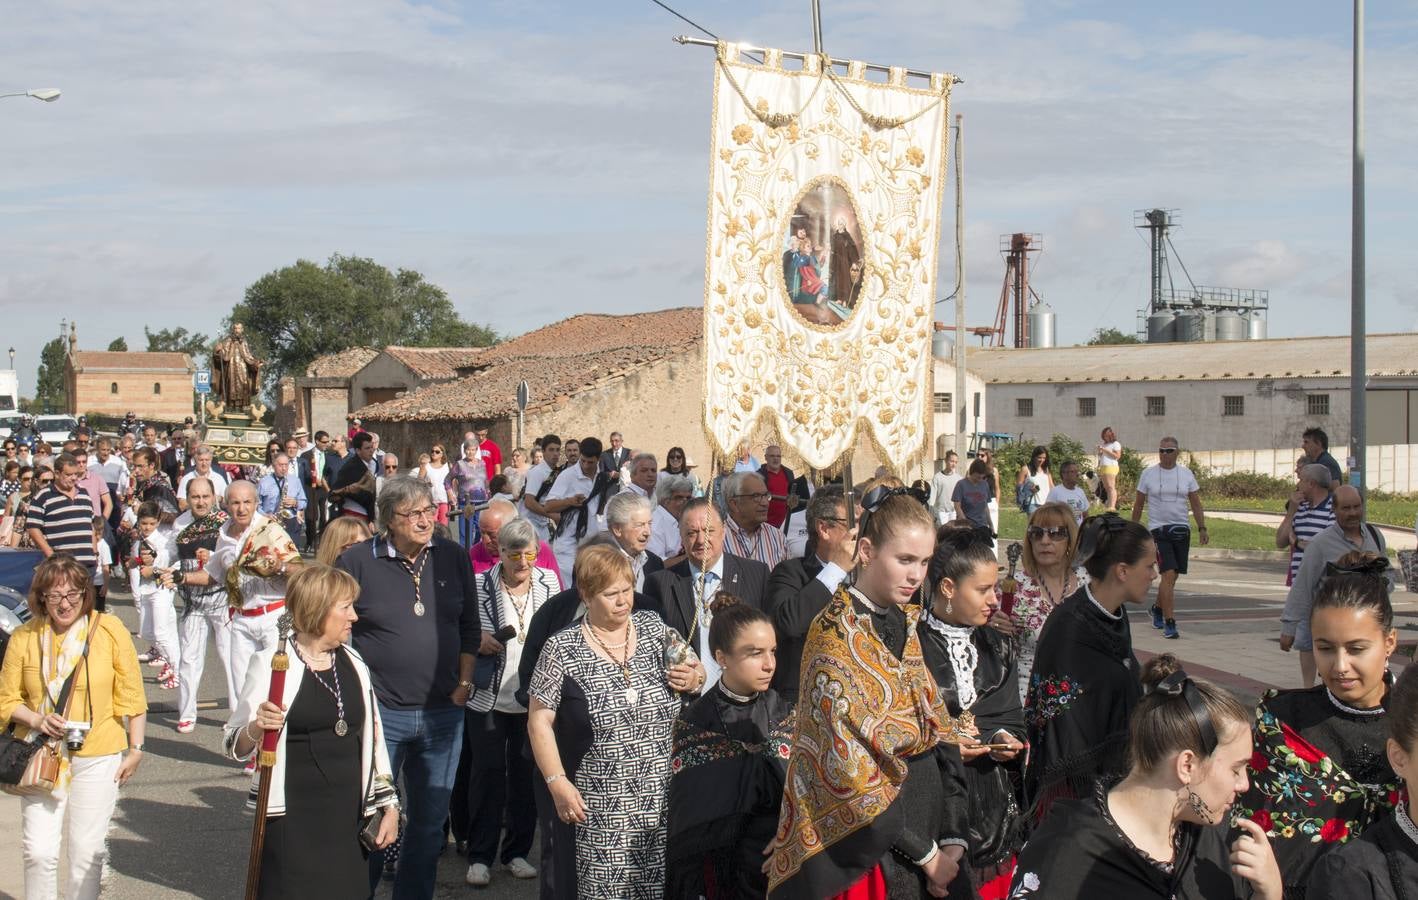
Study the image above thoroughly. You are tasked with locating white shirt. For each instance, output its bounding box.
[1045,484,1090,524]
[648,504,681,559]
[128,526,177,601]
[495,584,532,714]
[546,465,601,561]
[206,514,286,607]
[423,462,449,505]
[687,555,726,689]
[931,470,963,524]
[1136,464,1200,529]
[1098,440,1122,469]
[91,455,131,497]
[179,468,229,502]
[520,461,556,537]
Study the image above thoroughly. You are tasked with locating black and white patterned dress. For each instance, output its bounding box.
[530,610,677,899]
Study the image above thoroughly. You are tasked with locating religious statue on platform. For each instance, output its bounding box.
[211,323,261,412]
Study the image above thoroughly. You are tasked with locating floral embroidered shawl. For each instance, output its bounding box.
[224,514,300,609]
[1232,686,1401,898]
[766,589,957,898]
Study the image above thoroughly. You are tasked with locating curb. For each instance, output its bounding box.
[1189,548,1288,561]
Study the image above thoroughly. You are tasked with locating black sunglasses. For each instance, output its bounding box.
[1158,448,1178,454]
[1027,525,1069,542]
[860,483,931,514]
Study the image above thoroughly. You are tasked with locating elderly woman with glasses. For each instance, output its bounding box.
[0,554,147,899]
[452,516,561,887]
[988,502,1087,703]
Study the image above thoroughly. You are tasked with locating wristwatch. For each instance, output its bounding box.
[457,680,473,691]
[129,743,145,753]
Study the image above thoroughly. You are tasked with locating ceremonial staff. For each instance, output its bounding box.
[244,612,292,900]
[999,542,1022,617]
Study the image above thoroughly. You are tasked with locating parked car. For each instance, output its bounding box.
[35,414,79,446]
[0,585,29,664]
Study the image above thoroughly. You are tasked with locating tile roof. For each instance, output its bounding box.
[304,347,380,378]
[378,346,488,381]
[69,351,192,371]
[357,308,703,422]
[968,332,1418,384]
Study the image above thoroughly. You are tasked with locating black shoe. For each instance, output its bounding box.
[1163,619,1180,639]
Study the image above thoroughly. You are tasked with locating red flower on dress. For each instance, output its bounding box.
[1280,722,1326,764]
[1390,790,1404,808]
[1249,751,1269,772]
[1250,808,1274,833]
[1046,684,1058,696]
[1059,681,1070,692]
[1319,818,1349,843]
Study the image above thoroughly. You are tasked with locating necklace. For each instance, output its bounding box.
[502,579,532,641]
[583,619,637,704]
[397,544,431,617]
[1326,687,1386,716]
[1036,568,1071,613]
[295,645,348,737]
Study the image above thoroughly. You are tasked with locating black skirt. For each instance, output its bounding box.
[259,651,368,900]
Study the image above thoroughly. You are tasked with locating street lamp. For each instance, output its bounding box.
[0,89,61,103]
[7,348,13,370]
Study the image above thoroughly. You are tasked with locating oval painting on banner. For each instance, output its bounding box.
[781,177,865,327]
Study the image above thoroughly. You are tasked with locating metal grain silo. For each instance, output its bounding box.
[1147,310,1176,343]
[1214,311,1246,341]
[1246,313,1267,340]
[1027,301,1056,348]
[1176,309,1207,342]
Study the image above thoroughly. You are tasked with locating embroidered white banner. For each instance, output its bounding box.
[701,43,954,473]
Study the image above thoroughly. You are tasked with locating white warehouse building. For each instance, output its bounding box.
[968,332,1418,491]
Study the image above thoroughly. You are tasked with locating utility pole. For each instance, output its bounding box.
[954,114,967,456]
[1350,0,1366,490]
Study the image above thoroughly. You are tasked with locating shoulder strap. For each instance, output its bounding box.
[1366,522,1384,550]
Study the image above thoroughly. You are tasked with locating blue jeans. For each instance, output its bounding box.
[368,703,465,900]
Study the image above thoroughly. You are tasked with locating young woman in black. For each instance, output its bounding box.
[1010,654,1283,899]
[918,525,1025,895]
[666,594,792,898]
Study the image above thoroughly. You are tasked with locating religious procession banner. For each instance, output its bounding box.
[701,42,955,473]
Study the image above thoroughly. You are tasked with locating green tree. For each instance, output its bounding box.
[229,254,498,393]
[1086,327,1141,345]
[33,337,67,413]
[106,337,128,352]
[144,326,211,364]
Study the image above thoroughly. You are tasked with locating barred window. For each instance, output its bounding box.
[1078,397,1096,418]
[1222,395,1244,417]
[1016,398,1034,418]
[1145,396,1166,417]
[1307,394,1330,416]
[933,393,952,414]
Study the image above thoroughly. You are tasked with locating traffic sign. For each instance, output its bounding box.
[195,370,211,394]
[516,380,530,412]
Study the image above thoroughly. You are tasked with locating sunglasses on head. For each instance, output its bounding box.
[860,483,931,514]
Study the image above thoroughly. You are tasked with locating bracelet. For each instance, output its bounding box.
[545,773,566,785]
[245,721,262,743]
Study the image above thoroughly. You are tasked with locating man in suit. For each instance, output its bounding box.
[643,498,769,691]
[604,492,664,591]
[598,431,630,477]
[299,430,335,549]
[766,487,855,701]
[159,431,194,491]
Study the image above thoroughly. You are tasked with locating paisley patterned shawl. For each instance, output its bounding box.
[224,514,300,609]
[767,588,956,895]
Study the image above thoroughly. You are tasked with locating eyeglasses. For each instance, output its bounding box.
[431,450,443,456]
[44,591,83,608]
[502,550,538,562]
[735,491,771,503]
[1158,448,1178,454]
[394,506,438,521]
[1027,525,1069,542]
[818,515,849,527]
[38,478,53,485]
[383,465,399,472]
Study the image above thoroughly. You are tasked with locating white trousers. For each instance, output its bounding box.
[21,752,122,900]
[228,610,279,702]
[177,598,235,722]
[137,588,180,668]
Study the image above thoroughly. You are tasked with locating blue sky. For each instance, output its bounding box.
[3,0,1415,396]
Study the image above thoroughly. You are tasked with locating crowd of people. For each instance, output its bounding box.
[0,415,1409,900]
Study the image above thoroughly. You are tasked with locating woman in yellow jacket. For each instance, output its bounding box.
[0,553,147,900]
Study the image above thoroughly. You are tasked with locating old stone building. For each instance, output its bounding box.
[293,347,379,439]
[349,347,486,408]
[63,325,195,422]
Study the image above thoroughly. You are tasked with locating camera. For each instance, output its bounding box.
[63,721,90,752]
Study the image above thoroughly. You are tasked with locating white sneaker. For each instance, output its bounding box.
[465,863,491,887]
[505,858,537,879]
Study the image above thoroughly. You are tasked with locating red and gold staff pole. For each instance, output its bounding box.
[244,612,292,900]
[998,542,1022,617]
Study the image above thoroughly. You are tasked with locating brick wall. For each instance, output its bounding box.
[71,372,195,420]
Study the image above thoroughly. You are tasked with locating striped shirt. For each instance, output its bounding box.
[27,486,97,568]
[1288,495,1337,584]
[722,515,787,570]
